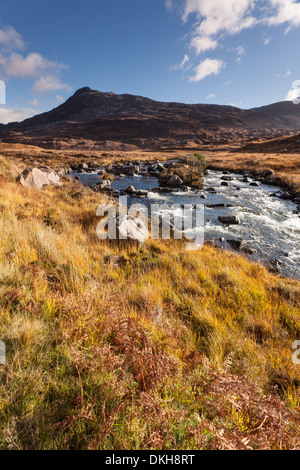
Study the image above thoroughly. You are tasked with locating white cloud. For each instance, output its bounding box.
[189,58,225,82]
[276,69,292,78]
[0,52,67,78]
[190,36,218,54]
[168,1,300,82]
[263,35,271,44]
[266,0,300,31]
[182,0,256,33]
[182,0,256,55]
[165,0,173,11]
[32,75,72,94]
[170,54,190,71]
[27,98,40,106]
[0,26,24,51]
[227,100,243,107]
[0,25,70,99]
[236,46,246,63]
[207,93,216,99]
[237,45,245,56]
[0,107,35,124]
[181,0,300,51]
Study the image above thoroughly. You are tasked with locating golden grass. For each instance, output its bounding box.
[1,142,299,192]
[205,150,300,192]
[0,154,299,450]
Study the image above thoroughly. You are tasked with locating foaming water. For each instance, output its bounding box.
[72,169,300,279]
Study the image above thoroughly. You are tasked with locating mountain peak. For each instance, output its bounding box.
[0,87,299,151]
[73,87,92,96]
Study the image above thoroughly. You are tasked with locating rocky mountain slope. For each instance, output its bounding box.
[240,132,300,153]
[0,87,300,150]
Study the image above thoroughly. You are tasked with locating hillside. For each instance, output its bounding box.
[0,87,300,150]
[240,132,300,153]
[0,154,299,450]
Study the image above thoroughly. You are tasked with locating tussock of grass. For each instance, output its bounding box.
[0,156,299,450]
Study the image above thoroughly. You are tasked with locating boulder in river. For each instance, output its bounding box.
[260,169,274,178]
[167,175,183,188]
[268,259,283,275]
[88,161,98,168]
[135,190,149,197]
[227,239,246,251]
[16,166,60,189]
[207,203,234,208]
[180,186,191,192]
[242,247,258,255]
[279,192,292,200]
[221,176,233,181]
[218,215,241,225]
[125,186,136,194]
[148,163,165,173]
[79,163,89,170]
[206,187,217,193]
[123,165,140,176]
[96,180,111,190]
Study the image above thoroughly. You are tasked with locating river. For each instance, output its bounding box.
[72,166,300,280]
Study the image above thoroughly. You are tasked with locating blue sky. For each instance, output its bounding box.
[0,0,300,123]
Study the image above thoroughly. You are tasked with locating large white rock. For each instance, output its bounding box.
[16,166,60,189]
[117,214,148,244]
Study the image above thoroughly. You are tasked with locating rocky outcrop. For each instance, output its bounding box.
[16,166,60,189]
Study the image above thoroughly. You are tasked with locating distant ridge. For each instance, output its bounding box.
[0,87,300,150]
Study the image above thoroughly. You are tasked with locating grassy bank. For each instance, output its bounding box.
[0,155,299,450]
[206,150,300,193]
[1,143,299,192]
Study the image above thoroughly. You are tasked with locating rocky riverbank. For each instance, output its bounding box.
[70,159,300,279]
